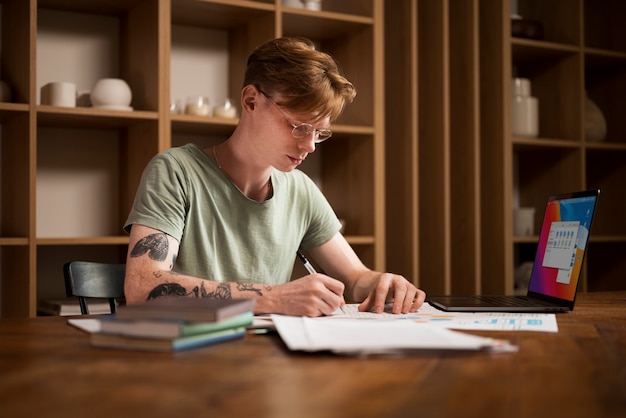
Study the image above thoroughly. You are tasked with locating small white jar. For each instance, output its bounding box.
[185,96,211,116]
[511,78,538,137]
[90,78,132,109]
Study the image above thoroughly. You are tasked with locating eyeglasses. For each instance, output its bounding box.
[259,90,333,143]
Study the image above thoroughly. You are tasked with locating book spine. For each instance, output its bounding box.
[172,327,246,351]
[99,311,253,339]
[180,312,253,337]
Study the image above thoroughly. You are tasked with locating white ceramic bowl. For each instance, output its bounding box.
[90,78,132,108]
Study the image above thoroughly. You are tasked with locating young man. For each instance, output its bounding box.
[124,37,425,316]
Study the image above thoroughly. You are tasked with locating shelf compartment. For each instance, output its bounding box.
[586,147,626,236]
[36,244,128,309]
[1,113,31,238]
[317,134,375,237]
[349,242,376,275]
[1,245,32,317]
[37,2,161,112]
[585,242,626,291]
[516,0,581,46]
[514,146,583,214]
[1,0,31,105]
[171,2,275,124]
[584,62,626,144]
[584,0,626,53]
[35,125,150,239]
[512,47,582,141]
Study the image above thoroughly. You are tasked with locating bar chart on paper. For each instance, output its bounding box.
[331,303,558,332]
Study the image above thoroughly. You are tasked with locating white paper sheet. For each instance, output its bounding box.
[271,315,517,355]
[330,303,558,333]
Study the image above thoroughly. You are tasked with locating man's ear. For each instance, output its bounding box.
[241,85,258,111]
[244,95,256,110]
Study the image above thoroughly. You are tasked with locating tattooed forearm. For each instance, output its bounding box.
[237,283,263,296]
[147,278,262,302]
[189,282,232,299]
[147,283,188,300]
[131,233,169,261]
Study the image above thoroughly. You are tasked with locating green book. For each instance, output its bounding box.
[96,311,254,339]
[91,326,246,352]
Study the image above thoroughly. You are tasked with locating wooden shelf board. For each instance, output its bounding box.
[36,236,129,246]
[37,106,158,129]
[0,238,29,246]
[283,12,372,40]
[512,38,579,63]
[585,142,626,151]
[37,0,149,16]
[512,137,582,149]
[589,235,626,244]
[171,0,274,29]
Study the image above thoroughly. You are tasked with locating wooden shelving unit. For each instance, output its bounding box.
[385,0,626,296]
[0,0,385,317]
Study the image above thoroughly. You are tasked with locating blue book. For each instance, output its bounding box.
[90,326,246,352]
[97,311,253,339]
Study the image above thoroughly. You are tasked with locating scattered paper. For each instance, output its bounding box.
[68,318,101,333]
[330,303,558,332]
[271,315,517,355]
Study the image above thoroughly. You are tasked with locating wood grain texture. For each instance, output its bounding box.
[1,292,624,418]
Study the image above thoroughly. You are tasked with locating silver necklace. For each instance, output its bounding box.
[212,145,273,200]
[212,145,221,168]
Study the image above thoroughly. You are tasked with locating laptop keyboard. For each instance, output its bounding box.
[472,296,544,307]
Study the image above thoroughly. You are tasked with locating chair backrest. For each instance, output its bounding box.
[64,261,126,315]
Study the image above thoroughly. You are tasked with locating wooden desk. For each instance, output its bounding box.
[1,292,625,418]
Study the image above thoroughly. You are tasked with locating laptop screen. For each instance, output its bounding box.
[528,190,599,303]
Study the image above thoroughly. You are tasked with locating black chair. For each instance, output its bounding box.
[64,261,126,315]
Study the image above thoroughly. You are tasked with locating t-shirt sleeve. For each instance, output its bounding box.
[124,152,188,241]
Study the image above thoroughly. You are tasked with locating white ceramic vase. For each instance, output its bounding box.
[90,78,132,109]
[585,94,607,142]
[511,78,538,137]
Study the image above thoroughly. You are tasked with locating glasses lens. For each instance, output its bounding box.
[316,130,333,142]
[291,124,333,143]
[292,124,313,138]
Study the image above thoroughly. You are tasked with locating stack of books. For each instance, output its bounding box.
[90,297,255,352]
[38,298,112,316]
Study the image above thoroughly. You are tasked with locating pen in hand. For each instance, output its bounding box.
[297,251,317,275]
[297,251,346,311]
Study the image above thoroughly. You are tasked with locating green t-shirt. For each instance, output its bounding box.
[125,143,341,285]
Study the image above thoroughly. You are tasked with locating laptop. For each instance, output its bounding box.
[428,189,600,313]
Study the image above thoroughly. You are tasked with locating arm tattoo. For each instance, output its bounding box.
[237,283,263,296]
[147,282,232,301]
[147,283,187,300]
[131,232,169,262]
[199,282,232,299]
